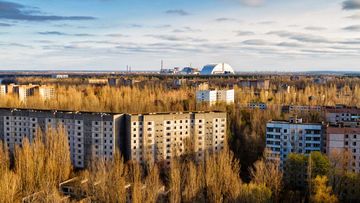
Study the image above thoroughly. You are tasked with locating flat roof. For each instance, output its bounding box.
[327,127,360,134]
[127,111,226,116]
[0,107,226,117]
[326,108,360,114]
[268,120,322,125]
[0,107,121,115]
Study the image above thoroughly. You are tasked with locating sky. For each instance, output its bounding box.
[0,0,360,72]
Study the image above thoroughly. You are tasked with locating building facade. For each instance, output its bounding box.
[0,108,227,168]
[266,118,323,168]
[0,108,124,168]
[0,85,7,96]
[18,85,38,102]
[196,89,234,105]
[326,127,360,173]
[125,112,227,165]
[39,86,55,100]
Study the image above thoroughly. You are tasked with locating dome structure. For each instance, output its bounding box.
[200,63,235,75]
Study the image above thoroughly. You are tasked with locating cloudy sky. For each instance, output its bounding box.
[0,0,360,72]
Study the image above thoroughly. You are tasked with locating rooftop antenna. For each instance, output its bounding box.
[161,60,164,71]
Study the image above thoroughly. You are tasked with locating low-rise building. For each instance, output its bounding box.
[282,105,323,114]
[196,89,234,105]
[125,111,227,165]
[266,117,323,168]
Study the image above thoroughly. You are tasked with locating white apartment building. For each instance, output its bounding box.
[126,112,227,165]
[196,89,234,105]
[327,127,360,173]
[18,85,38,102]
[39,86,55,100]
[266,117,323,168]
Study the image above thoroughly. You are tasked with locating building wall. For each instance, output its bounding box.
[0,85,7,95]
[39,86,55,100]
[0,108,124,168]
[196,89,234,105]
[266,120,323,168]
[327,127,360,173]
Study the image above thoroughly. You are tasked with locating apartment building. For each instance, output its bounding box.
[39,86,55,100]
[196,89,234,105]
[266,117,323,168]
[0,85,7,95]
[239,79,270,90]
[0,108,124,168]
[18,84,39,102]
[282,105,323,114]
[326,127,360,173]
[125,112,227,165]
[325,106,360,126]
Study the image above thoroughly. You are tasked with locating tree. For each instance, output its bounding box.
[310,176,338,203]
[250,158,283,201]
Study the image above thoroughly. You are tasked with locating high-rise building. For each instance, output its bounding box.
[125,112,227,165]
[39,86,55,100]
[0,85,7,96]
[326,127,360,173]
[18,84,39,102]
[0,108,125,168]
[196,89,234,106]
[266,117,323,168]
[0,108,227,168]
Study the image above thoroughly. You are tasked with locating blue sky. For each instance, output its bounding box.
[0,0,360,71]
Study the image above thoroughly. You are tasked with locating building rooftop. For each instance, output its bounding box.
[327,127,360,134]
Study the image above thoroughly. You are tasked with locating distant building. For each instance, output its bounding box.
[173,78,187,87]
[239,79,270,90]
[248,102,267,110]
[52,74,69,79]
[39,86,55,100]
[18,84,39,102]
[180,67,200,75]
[125,111,227,165]
[266,117,323,168]
[160,68,180,75]
[326,127,360,173]
[196,89,235,106]
[0,85,7,96]
[88,78,108,85]
[325,106,360,126]
[282,105,323,114]
[200,63,235,75]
